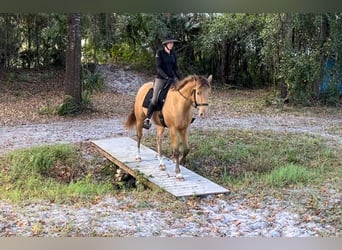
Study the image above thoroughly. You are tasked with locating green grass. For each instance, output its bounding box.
[1,129,340,203]
[265,163,314,187]
[142,129,341,190]
[0,144,117,203]
[8,144,76,176]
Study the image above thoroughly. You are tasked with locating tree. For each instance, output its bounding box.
[199,13,266,87]
[59,13,82,115]
[0,14,21,68]
[313,14,330,100]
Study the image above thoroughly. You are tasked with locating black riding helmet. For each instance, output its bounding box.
[161,34,180,45]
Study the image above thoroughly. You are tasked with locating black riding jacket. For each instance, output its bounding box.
[156,49,180,80]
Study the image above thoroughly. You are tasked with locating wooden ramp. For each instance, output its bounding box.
[91,137,229,197]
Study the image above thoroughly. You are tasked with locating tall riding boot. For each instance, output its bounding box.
[143,103,155,129]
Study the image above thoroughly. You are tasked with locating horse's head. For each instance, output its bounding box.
[193,74,212,117]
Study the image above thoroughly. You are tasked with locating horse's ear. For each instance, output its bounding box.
[207,74,213,84]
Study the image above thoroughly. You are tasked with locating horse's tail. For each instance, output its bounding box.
[124,107,136,130]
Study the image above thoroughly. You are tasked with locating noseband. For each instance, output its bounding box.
[192,89,209,108]
[177,87,209,109]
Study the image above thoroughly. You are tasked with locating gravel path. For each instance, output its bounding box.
[0,64,341,236]
[1,113,341,156]
[1,193,338,237]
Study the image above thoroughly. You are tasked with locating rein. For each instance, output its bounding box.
[177,88,209,108]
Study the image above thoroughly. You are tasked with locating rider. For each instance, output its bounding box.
[143,34,181,129]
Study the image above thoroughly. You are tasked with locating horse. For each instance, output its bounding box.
[124,74,212,180]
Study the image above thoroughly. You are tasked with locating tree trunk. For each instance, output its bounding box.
[313,14,330,100]
[278,13,292,99]
[35,15,40,69]
[64,13,82,105]
[27,15,33,69]
[3,14,9,68]
[219,36,228,84]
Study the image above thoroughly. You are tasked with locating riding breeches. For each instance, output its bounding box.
[151,78,168,105]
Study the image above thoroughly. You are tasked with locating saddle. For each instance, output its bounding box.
[142,84,170,110]
[142,81,172,127]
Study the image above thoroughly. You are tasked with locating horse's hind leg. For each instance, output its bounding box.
[156,126,166,170]
[135,121,143,162]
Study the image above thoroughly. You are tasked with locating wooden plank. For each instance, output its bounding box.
[91,137,230,197]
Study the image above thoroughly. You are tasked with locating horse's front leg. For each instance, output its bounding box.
[170,129,184,180]
[179,128,190,165]
[156,126,166,170]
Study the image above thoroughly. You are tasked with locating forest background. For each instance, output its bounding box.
[1,13,341,107]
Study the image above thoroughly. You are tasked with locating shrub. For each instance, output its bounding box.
[57,95,81,115]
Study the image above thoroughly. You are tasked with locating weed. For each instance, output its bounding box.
[7,72,16,83]
[39,99,57,116]
[265,163,314,187]
[32,222,44,235]
[17,73,28,82]
[134,169,148,191]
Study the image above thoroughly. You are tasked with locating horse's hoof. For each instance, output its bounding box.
[135,157,142,162]
[170,154,176,162]
[176,173,184,181]
[159,164,166,171]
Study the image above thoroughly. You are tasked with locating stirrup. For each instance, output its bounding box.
[143,119,151,129]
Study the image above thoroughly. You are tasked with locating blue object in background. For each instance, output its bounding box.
[320,57,342,94]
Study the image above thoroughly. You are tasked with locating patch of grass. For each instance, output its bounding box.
[64,174,115,202]
[265,163,314,187]
[0,144,117,203]
[7,144,77,177]
[142,129,341,190]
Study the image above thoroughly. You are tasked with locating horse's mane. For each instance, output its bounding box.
[173,75,210,91]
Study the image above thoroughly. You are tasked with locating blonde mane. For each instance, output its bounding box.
[173,75,210,91]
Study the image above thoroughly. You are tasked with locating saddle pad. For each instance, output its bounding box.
[142,88,153,108]
[142,86,169,111]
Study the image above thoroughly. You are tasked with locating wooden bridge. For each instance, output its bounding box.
[91,137,230,197]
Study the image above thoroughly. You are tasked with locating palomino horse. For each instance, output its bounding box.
[124,74,212,180]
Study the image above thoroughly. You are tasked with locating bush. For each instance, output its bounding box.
[58,66,105,115]
[81,66,105,107]
[282,52,320,105]
[320,82,341,106]
[57,95,81,115]
[111,43,154,71]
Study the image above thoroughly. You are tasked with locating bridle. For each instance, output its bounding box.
[177,87,209,109]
